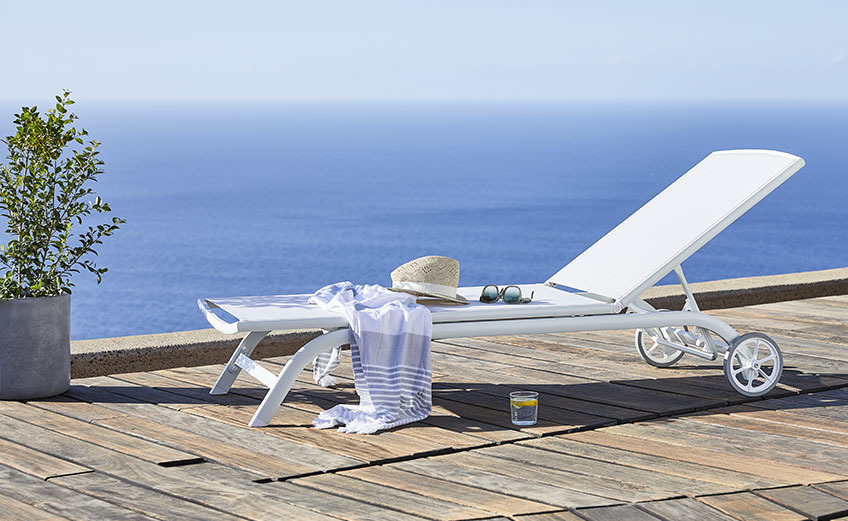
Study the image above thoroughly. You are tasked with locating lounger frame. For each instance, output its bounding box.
[199,150,804,427]
[199,263,738,427]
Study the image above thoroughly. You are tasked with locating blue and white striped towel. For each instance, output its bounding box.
[308,282,433,434]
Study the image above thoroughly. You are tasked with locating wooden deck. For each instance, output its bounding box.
[2,295,848,520]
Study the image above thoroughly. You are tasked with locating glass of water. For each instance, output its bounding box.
[509,391,539,426]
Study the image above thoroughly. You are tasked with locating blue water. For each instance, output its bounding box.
[1,101,846,340]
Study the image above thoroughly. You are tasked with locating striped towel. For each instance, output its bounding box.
[308,282,432,434]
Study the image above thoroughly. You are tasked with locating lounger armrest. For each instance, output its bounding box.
[197,298,240,334]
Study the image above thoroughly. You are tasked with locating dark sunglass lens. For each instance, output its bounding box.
[481,286,499,302]
[503,286,521,303]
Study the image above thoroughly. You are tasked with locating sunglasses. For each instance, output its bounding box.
[479,285,534,304]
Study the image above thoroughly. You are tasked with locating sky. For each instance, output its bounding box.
[1,1,847,102]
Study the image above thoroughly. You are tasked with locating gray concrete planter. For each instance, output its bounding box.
[0,294,70,399]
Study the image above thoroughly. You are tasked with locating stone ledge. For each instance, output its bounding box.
[71,267,848,378]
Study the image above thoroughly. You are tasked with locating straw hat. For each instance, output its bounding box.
[388,256,469,304]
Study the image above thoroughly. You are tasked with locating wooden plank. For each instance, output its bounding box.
[342,465,555,517]
[187,401,321,428]
[0,402,201,466]
[69,381,369,471]
[0,466,154,521]
[431,395,564,435]
[93,414,314,478]
[77,374,454,467]
[3,410,342,521]
[0,492,72,521]
[749,393,848,423]
[178,402,446,464]
[264,423,449,464]
[493,365,720,414]
[435,336,580,363]
[271,482,430,521]
[561,430,839,484]
[697,492,808,521]
[294,472,494,520]
[468,335,744,399]
[398,347,512,377]
[114,371,261,407]
[0,436,91,480]
[381,420,494,449]
[726,405,848,435]
[437,451,652,503]
[68,377,209,411]
[189,399,491,451]
[0,413,332,520]
[433,338,653,382]
[756,486,848,520]
[478,333,720,380]
[149,462,344,521]
[713,312,829,335]
[769,371,848,395]
[687,408,848,449]
[62,382,190,418]
[51,472,246,521]
[571,505,662,521]
[775,353,848,378]
[638,497,738,521]
[522,437,778,489]
[813,481,848,502]
[815,388,848,401]
[22,395,128,422]
[604,419,848,475]
[434,388,615,432]
[421,412,532,443]
[155,365,276,400]
[393,457,620,509]
[609,377,745,404]
[450,446,726,500]
[433,378,653,422]
[753,335,848,364]
[510,511,585,521]
[0,408,175,481]
[722,302,848,328]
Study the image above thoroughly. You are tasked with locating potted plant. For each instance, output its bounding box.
[0,91,124,399]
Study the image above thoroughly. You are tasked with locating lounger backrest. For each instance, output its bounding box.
[546,150,805,309]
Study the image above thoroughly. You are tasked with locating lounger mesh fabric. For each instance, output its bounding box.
[548,150,803,306]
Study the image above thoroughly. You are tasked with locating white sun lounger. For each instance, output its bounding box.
[199,149,805,427]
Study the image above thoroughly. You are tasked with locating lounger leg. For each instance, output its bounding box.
[249,329,349,427]
[210,330,271,395]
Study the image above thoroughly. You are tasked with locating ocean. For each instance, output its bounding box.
[0,101,845,340]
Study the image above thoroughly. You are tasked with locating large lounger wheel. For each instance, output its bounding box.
[723,332,783,397]
[635,326,686,367]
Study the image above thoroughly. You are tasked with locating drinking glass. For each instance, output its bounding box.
[509,390,539,425]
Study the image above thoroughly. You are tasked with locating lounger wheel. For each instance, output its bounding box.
[635,325,686,367]
[724,332,783,397]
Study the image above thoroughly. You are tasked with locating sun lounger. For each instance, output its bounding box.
[199,149,805,427]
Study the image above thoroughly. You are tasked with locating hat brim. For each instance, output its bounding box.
[387,286,469,305]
